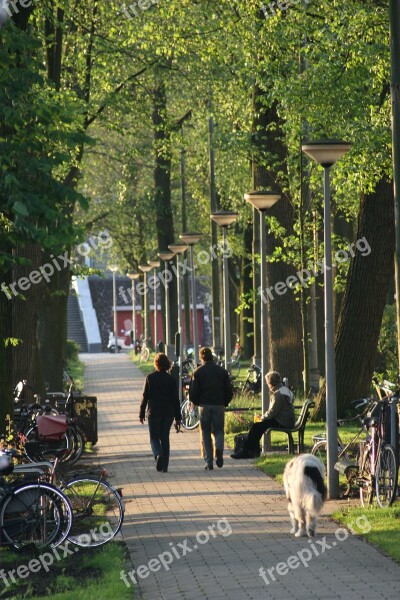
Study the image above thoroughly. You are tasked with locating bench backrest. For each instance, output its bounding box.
[294,399,315,428]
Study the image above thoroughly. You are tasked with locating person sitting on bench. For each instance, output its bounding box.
[231,371,295,459]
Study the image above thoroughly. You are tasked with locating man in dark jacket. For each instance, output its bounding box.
[231,370,295,459]
[189,347,233,470]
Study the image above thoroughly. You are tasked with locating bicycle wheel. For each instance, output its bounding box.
[63,478,124,547]
[64,425,85,466]
[0,482,73,550]
[359,447,374,507]
[375,444,398,508]
[311,441,327,471]
[180,399,200,430]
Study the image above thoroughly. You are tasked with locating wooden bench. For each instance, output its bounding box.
[264,399,315,454]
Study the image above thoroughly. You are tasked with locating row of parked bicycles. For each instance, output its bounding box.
[311,378,400,508]
[0,378,124,551]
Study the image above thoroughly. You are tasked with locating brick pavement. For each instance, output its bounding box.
[81,353,400,600]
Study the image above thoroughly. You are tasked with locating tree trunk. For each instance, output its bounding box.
[11,243,44,394]
[313,179,395,418]
[37,255,70,392]
[251,88,303,387]
[0,265,13,428]
[239,221,254,360]
[152,75,177,339]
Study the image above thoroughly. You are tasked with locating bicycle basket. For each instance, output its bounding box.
[36,414,68,440]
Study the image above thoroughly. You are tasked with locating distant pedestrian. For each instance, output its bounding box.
[189,347,233,470]
[139,353,181,473]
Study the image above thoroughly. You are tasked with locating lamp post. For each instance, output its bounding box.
[302,140,351,500]
[168,242,188,402]
[389,0,400,373]
[158,250,175,348]
[138,264,152,346]
[244,193,280,447]
[149,259,161,351]
[109,265,119,354]
[210,212,238,372]
[179,233,203,366]
[127,273,140,346]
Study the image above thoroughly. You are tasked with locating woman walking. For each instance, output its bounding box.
[139,353,181,473]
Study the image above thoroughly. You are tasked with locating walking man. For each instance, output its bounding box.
[189,347,233,470]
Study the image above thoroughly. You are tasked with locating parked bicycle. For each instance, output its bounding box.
[139,338,150,363]
[0,452,73,550]
[358,381,399,508]
[240,364,261,396]
[311,398,371,496]
[13,379,84,466]
[12,448,124,547]
[231,334,241,378]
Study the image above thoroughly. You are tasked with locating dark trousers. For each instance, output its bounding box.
[199,405,225,466]
[247,418,282,453]
[148,416,173,470]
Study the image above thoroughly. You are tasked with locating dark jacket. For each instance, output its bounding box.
[189,360,233,407]
[139,370,181,421]
[263,384,295,428]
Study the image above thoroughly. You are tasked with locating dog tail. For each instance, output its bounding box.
[303,465,326,515]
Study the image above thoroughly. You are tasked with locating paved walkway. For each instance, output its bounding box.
[81,353,400,600]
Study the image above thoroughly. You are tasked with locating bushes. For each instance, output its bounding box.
[65,339,80,362]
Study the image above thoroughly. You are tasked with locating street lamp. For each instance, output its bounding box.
[302,140,351,500]
[158,250,175,348]
[149,259,161,351]
[138,264,152,346]
[210,212,238,372]
[109,265,119,354]
[127,273,140,346]
[168,242,188,402]
[244,192,280,443]
[179,233,203,366]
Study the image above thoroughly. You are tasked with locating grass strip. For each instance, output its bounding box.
[0,542,133,599]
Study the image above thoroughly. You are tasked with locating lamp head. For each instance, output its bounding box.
[168,242,188,255]
[138,264,152,273]
[179,232,203,245]
[210,210,238,227]
[301,140,351,167]
[244,191,281,211]
[148,260,160,269]
[158,251,175,261]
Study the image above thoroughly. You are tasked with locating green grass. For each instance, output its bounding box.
[67,355,85,392]
[0,542,133,599]
[333,505,400,563]
[130,351,155,376]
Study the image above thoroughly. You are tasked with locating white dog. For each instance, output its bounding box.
[283,453,326,538]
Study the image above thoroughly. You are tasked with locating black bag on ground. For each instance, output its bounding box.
[233,433,261,457]
[233,433,248,455]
